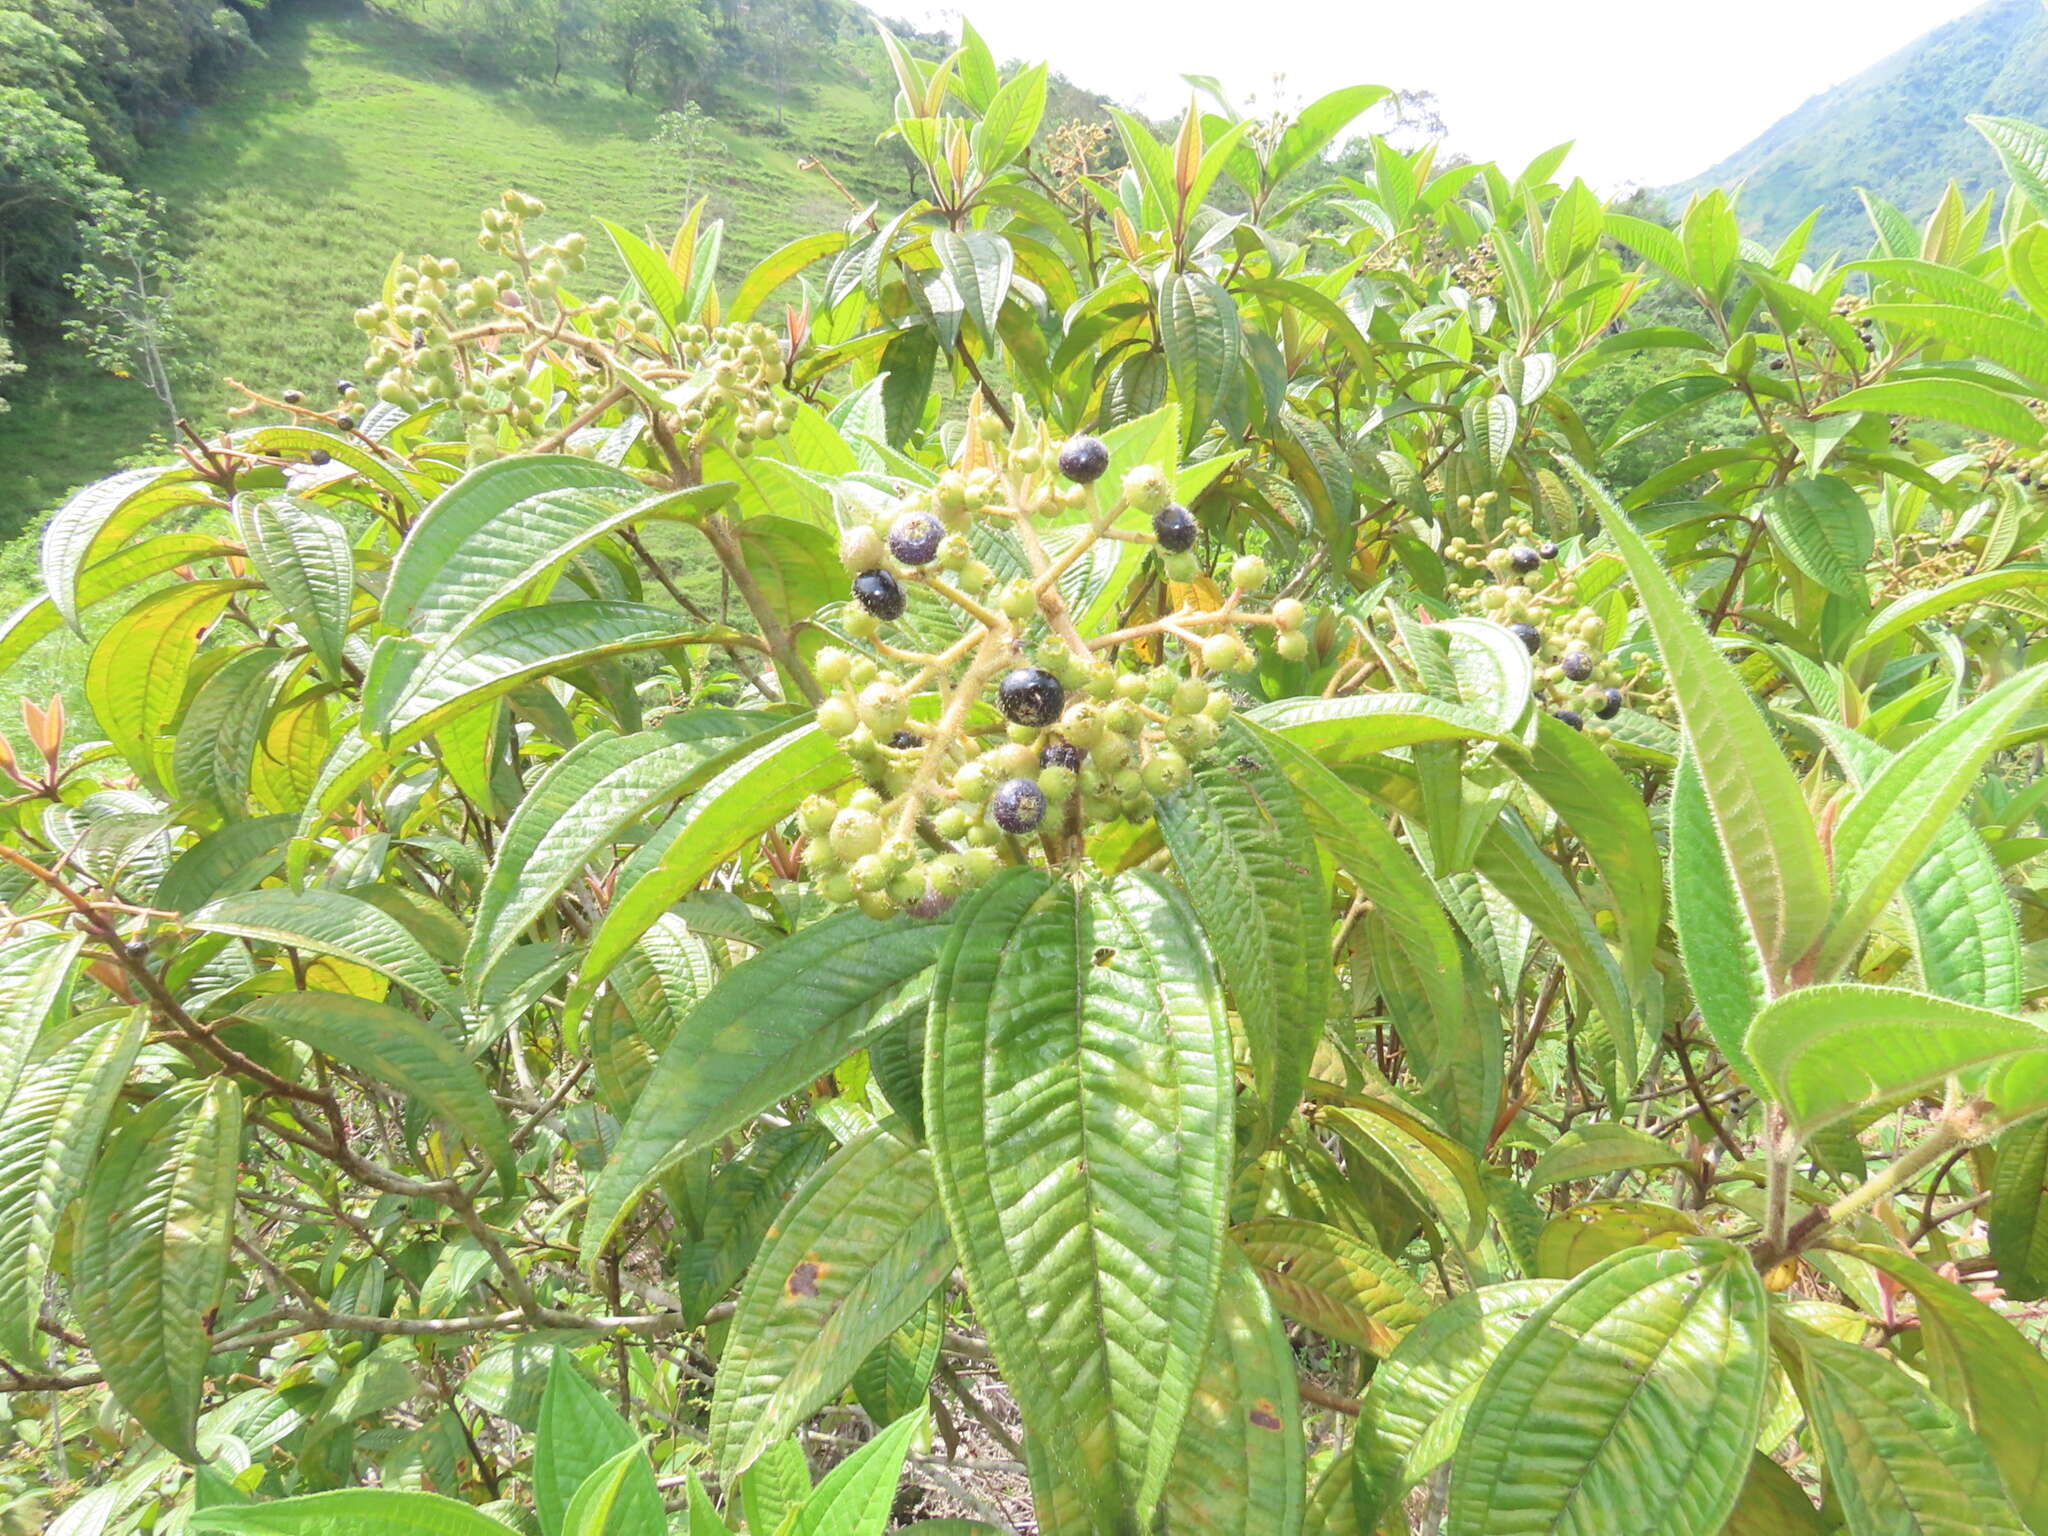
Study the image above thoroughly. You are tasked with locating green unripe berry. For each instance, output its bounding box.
[829,808,884,862]
[1039,764,1078,801]
[798,794,838,836]
[1229,555,1268,593]
[815,648,853,687]
[1142,750,1190,795]
[1201,633,1247,672]
[1172,678,1210,715]
[820,873,856,904]
[818,696,858,737]
[998,581,1039,620]
[858,683,908,734]
[1120,464,1173,514]
[963,846,1003,883]
[1272,597,1307,631]
[1277,630,1309,662]
[954,760,996,803]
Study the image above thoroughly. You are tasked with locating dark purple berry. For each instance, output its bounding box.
[990,777,1047,834]
[1561,651,1595,682]
[281,389,303,405]
[308,449,332,466]
[997,666,1065,728]
[335,415,356,432]
[1153,502,1197,553]
[1056,435,1109,484]
[335,380,354,395]
[1538,541,1559,561]
[888,730,920,749]
[1040,739,1082,771]
[1508,545,1541,574]
[1508,623,1541,654]
[887,510,944,566]
[1596,688,1624,720]
[1553,709,1585,731]
[907,884,956,919]
[852,568,905,620]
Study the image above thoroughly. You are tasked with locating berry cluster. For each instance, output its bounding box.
[343,192,796,458]
[797,404,1308,917]
[1443,514,1632,734]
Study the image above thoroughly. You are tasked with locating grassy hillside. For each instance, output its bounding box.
[0,0,908,541]
[1670,0,2048,255]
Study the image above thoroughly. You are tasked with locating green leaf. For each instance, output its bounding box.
[1266,84,1388,188]
[926,869,1231,1531]
[1156,721,1329,1150]
[234,494,357,681]
[191,888,458,1016]
[86,580,251,791]
[852,1294,943,1428]
[362,600,704,750]
[1670,753,1767,1083]
[0,1015,145,1362]
[1746,983,2048,1136]
[535,1350,639,1536]
[238,992,513,1186]
[1818,666,2048,977]
[598,217,687,330]
[1558,458,1828,982]
[0,930,84,1112]
[1250,692,1520,761]
[711,1128,952,1478]
[1973,114,2048,213]
[1526,1123,1689,1190]
[1233,1218,1430,1356]
[1791,1324,2026,1536]
[567,722,851,1025]
[0,533,226,682]
[729,230,848,324]
[40,466,209,632]
[465,711,758,995]
[579,910,948,1265]
[971,63,1047,172]
[1160,272,1242,444]
[787,1409,924,1536]
[1722,1454,1826,1535]
[737,1441,808,1535]
[932,229,1013,344]
[1160,1251,1305,1536]
[561,1442,664,1536]
[75,1079,243,1461]
[1446,1240,1768,1536]
[1846,1241,2048,1529]
[1992,1117,2048,1300]
[171,646,287,818]
[189,1489,518,1534]
[1819,377,2045,447]
[1766,476,1873,598]
[1353,1280,1563,1524]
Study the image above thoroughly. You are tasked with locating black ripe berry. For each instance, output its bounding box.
[1508,622,1541,654]
[335,415,356,432]
[1057,435,1110,484]
[281,389,303,405]
[1561,650,1595,683]
[1596,687,1624,720]
[887,511,944,566]
[1553,709,1585,731]
[308,449,332,466]
[1040,739,1082,771]
[1508,545,1541,574]
[1153,502,1198,553]
[1537,541,1559,561]
[998,666,1065,727]
[335,380,354,395]
[852,568,906,620]
[888,730,920,749]
[990,777,1048,834]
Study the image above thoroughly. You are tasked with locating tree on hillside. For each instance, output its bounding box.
[597,0,711,99]
[62,191,191,432]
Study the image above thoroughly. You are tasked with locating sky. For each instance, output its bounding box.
[866,0,1991,189]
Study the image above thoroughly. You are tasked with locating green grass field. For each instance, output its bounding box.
[0,0,901,544]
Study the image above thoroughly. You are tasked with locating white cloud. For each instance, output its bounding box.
[867,0,1992,188]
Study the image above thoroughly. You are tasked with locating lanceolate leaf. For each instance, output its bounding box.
[0,930,84,1111]
[787,1409,925,1536]
[1233,1218,1430,1356]
[0,1015,145,1363]
[1992,1118,2048,1301]
[710,1128,953,1479]
[1352,1280,1563,1524]
[189,1490,517,1534]
[233,493,358,681]
[1791,1324,2027,1536]
[1818,666,2048,977]
[1558,459,1828,982]
[534,1350,643,1536]
[238,992,514,1186]
[85,580,252,792]
[926,869,1231,1532]
[561,1443,664,1536]
[579,910,950,1265]
[464,711,760,995]
[75,1079,243,1462]
[1160,1252,1305,1536]
[40,466,209,632]
[1156,721,1329,1150]
[568,722,851,1023]
[1746,983,2048,1136]
[1847,1241,2048,1529]
[190,888,459,1015]
[170,646,287,818]
[1445,1240,1768,1536]
[1670,753,1767,1083]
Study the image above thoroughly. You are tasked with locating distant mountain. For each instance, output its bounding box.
[1669,0,2048,257]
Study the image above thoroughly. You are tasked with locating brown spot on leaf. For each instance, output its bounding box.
[787,1259,822,1298]
[1249,1401,1282,1431]
[1093,946,1116,967]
